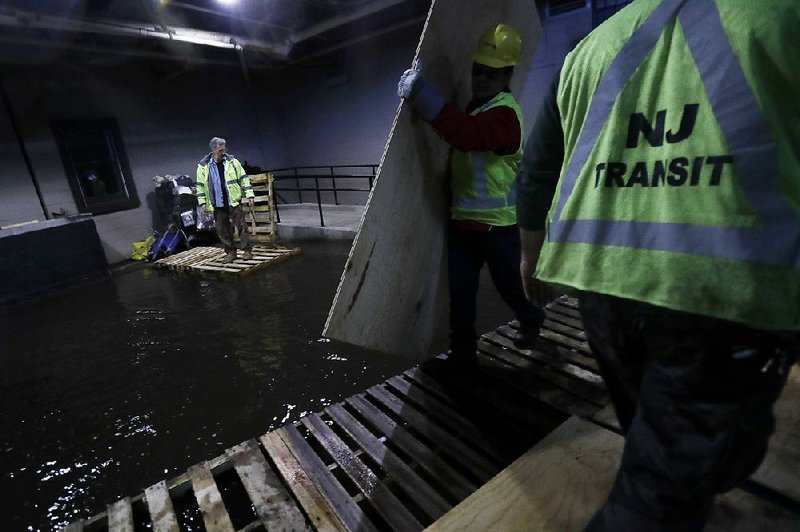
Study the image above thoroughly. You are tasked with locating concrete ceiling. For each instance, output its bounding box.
[0,0,432,73]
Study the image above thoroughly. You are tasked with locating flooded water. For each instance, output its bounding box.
[0,239,514,531]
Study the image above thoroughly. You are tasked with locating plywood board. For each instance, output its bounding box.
[427,414,800,531]
[426,417,620,531]
[323,0,542,359]
[750,365,800,501]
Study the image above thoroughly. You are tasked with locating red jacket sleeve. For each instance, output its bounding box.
[430,103,521,155]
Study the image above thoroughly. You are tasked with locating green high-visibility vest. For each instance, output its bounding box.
[196,155,254,212]
[537,0,800,330]
[450,91,523,226]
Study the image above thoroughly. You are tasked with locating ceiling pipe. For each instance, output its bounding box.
[292,14,425,63]
[0,10,290,59]
[289,0,406,44]
[166,1,291,32]
[0,34,247,69]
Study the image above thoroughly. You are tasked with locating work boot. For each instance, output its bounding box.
[512,320,541,350]
[242,249,253,260]
[222,250,237,264]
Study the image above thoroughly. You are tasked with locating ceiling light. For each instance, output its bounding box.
[216,0,239,6]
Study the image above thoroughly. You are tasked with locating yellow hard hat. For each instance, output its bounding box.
[471,24,522,68]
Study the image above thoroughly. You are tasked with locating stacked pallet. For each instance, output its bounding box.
[241,172,277,245]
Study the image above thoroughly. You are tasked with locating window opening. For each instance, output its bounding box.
[52,118,139,215]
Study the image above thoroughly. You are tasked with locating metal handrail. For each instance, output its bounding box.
[266,164,377,227]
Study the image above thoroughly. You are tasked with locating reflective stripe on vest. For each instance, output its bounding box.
[453,154,518,210]
[452,96,519,211]
[549,0,800,268]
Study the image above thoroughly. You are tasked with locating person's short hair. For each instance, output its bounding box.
[209,137,226,151]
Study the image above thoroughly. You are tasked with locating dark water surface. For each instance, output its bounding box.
[0,240,430,530]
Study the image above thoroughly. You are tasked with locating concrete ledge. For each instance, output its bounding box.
[274,203,362,241]
[0,215,91,237]
[276,224,356,241]
[0,218,108,304]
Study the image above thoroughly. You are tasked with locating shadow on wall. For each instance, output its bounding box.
[146,191,160,233]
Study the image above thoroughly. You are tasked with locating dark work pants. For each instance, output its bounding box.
[447,224,544,360]
[214,205,251,253]
[580,292,799,531]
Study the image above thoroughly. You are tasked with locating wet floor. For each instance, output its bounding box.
[0,239,513,530]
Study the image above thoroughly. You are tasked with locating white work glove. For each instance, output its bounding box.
[398,68,422,99]
[397,60,444,122]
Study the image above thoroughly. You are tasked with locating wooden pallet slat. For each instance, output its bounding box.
[107,497,134,532]
[384,376,516,462]
[543,307,585,331]
[227,439,310,531]
[276,425,378,532]
[366,385,499,482]
[482,332,607,404]
[243,172,277,245]
[346,394,477,500]
[476,340,603,418]
[302,414,422,532]
[403,367,538,444]
[492,328,602,385]
[541,314,588,341]
[325,403,452,520]
[144,480,180,532]
[62,520,84,531]
[408,364,562,440]
[546,299,583,321]
[261,430,345,532]
[188,462,236,532]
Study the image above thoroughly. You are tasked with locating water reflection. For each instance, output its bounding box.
[0,240,415,530]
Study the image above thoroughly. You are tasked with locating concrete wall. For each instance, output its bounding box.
[0,97,44,226]
[0,218,107,304]
[519,5,593,137]
[261,29,419,169]
[0,7,595,265]
[0,62,288,264]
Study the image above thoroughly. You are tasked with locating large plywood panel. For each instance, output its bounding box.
[324,0,542,359]
[426,417,620,531]
[751,365,800,501]
[426,416,800,531]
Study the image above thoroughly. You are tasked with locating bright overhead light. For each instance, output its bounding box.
[216,0,239,5]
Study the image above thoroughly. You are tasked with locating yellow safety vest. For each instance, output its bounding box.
[536,0,800,330]
[450,91,523,226]
[196,155,254,211]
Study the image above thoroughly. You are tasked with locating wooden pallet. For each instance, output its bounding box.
[240,173,277,245]
[153,245,300,275]
[62,297,800,531]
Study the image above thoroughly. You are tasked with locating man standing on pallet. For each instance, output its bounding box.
[196,137,255,263]
[398,24,546,367]
[516,0,800,529]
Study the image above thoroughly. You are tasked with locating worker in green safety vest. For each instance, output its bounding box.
[516,0,800,528]
[398,24,545,368]
[196,137,255,263]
